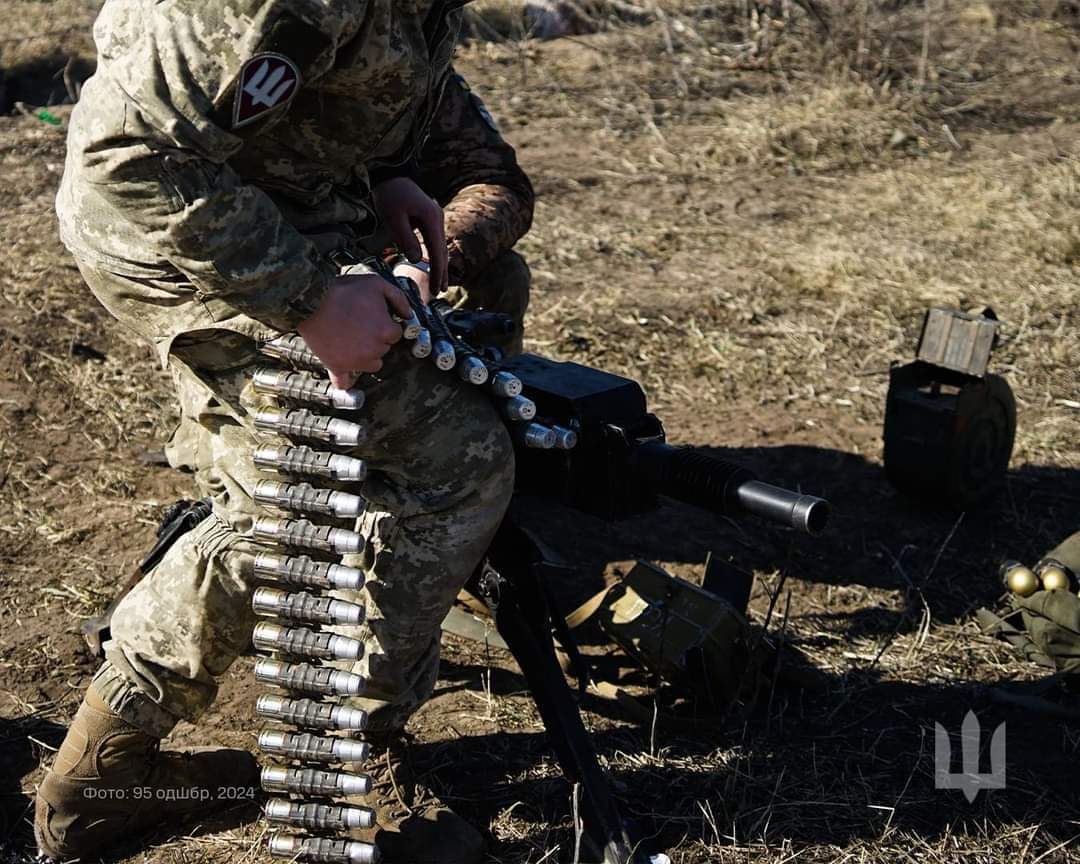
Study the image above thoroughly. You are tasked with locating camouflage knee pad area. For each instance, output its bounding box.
[102,340,514,735]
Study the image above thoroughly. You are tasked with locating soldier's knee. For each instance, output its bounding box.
[461,250,531,321]
[491,250,531,320]
[461,390,516,499]
[491,413,516,501]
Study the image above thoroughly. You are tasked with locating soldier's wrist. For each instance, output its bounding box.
[369,158,420,188]
[283,249,385,327]
[284,267,333,327]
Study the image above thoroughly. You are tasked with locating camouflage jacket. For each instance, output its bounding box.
[57,0,507,358]
[417,73,533,288]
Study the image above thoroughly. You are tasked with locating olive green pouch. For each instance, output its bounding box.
[572,561,752,709]
[978,589,1080,676]
[1044,531,1080,576]
[977,531,1080,675]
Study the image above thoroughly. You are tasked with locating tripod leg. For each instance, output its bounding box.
[472,526,651,864]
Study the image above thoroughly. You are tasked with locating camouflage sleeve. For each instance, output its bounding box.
[82,0,363,331]
[416,71,535,288]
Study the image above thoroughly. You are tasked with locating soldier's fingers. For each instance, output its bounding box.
[379,317,403,346]
[393,261,431,304]
[380,281,414,320]
[415,210,448,295]
[327,367,359,390]
[388,211,423,262]
[353,353,384,374]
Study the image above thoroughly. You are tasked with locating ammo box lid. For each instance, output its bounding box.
[916,307,998,378]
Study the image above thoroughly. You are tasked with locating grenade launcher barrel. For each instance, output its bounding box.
[498,353,830,534]
[632,440,829,535]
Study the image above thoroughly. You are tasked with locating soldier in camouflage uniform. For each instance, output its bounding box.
[35,1,533,862]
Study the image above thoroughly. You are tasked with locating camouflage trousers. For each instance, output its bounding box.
[83,251,528,737]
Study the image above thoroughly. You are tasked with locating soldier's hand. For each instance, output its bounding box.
[297,274,413,388]
[373,177,448,296]
[393,260,431,304]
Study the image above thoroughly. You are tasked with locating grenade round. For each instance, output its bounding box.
[258,729,371,762]
[253,622,364,661]
[411,329,432,359]
[401,312,423,340]
[432,339,456,371]
[259,334,323,369]
[254,479,365,519]
[254,517,364,555]
[252,367,365,411]
[254,408,366,448]
[501,395,537,422]
[253,587,365,626]
[551,425,579,450]
[516,423,557,449]
[1000,561,1039,597]
[457,355,489,386]
[264,799,375,831]
[256,694,369,729]
[253,445,368,483]
[254,553,365,591]
[261,765,372,797]
[1040,563,1072,592]
[255,659,365,696]
[267,835,379,864]
[489,371,523,398]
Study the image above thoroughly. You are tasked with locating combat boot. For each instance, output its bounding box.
[34,684,259,861]
[352,732,484,864]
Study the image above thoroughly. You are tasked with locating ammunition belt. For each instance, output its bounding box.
[249,278,576,864]
[248,339,376,864]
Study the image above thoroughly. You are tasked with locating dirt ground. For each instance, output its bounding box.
[1,1,1079,863]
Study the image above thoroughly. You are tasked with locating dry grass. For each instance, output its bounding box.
[2,1,1080,863]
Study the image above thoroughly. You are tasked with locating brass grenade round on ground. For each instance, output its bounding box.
[1039,564,1072,592]
[1002,562,1039,597]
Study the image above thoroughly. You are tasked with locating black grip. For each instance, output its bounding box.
[142,498,213,573]
[441,306,517,344]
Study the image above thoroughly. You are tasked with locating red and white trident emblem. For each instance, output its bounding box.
[233,53,301,129]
